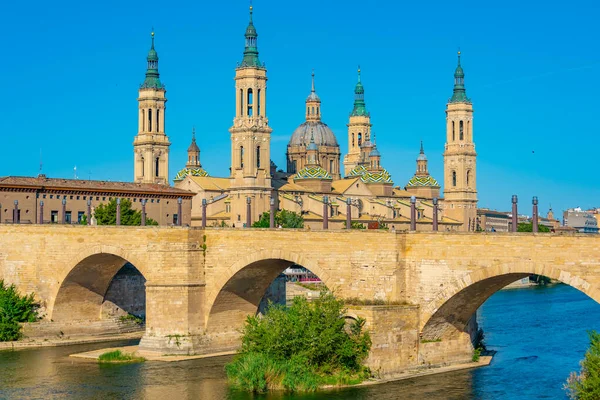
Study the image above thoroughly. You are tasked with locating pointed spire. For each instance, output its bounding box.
[240,2,262,68]
[307,129,318,151]
[351,65,368,117]
[420,140,424,154]
[141,29,163,89]
[449,49,470,103]
[311,69,315,93]
[188,126,200,153]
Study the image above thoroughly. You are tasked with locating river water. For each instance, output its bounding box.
[1,284,599,399]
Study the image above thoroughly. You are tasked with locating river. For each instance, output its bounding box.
[1,284,599,399]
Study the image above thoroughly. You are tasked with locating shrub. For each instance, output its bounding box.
[98,350,145,363]
[0,280,39,341]
[565,330,600,399]
[227,290,372,392]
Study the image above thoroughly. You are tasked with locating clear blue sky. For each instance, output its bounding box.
[1,0,599,216]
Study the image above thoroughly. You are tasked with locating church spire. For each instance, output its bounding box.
[141,29,163,89]
[186,127,201,168]
[449,50,470,103]
[240,4,262,68]
[351,66,368,116]
[306,69,321,121]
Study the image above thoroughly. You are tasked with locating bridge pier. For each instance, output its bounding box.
[138,283,207,354]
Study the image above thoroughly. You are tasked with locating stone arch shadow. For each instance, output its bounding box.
[420,262,600,341]
[204,249,332,342]
[50,245,149,322]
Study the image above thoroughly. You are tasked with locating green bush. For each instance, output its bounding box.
[98,350,145,363]
[226,290,372,392]
[0,280,39,341]
[252,210,304,228]
[566,330,600,399]
[94,198,158,226]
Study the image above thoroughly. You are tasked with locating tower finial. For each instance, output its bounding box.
[357,65,361,82]
[249,0,253,23]
[457,48,461,66]
[151,27,155,49]
[192,126,196,141]
[311,69,315,93]
[420,140,424,154]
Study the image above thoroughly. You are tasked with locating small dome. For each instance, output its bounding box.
[369,147,380,157]
[295,165,332,180]
[417,153,427,161]
[188,139,200,153]
[289,121,338,147]
[406,175,440,187]
[174,167,209,182]
[306,91,320,102]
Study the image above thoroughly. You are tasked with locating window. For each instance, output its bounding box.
[466,170,471,187]
[452,171,457,186]
[148,109,152,132]
[70,196,73,200]
[156,109,160,132]
[459,120,464,140]
[43,194,46,199]
[467,120,470,139]
[141,156,145,176]
[317,107,319,115]
[257,89,261,116]
[312,106,315,115]
[173,214,179,225]
[240,146,244,168]
[358,132,362,146]
[352,133,355,147]
[452,121,455,141]
[96,197,100,201]
[330,160,333,173]
[239,89,243,115]
[102,197,106,201]
[155,157,159,177]
[292,160,297,173]
[247,89,253,116]
[142,109,145,131]
[77,211,85,222]
[50,195,54,199]
[51,210,58,223]
[256,146,261,168]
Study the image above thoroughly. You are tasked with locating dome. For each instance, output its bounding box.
[295,165,332,180]
[406,175,440,187]
[174,167,209,182]
[417,153,427,161]
[288,121,338,147]
[369,147,380,157]
[348,165,392,184]
[306,91,320,102]
[188,139,200,152]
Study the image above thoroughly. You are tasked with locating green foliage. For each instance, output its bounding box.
[0,280,39,341]
[350,222,366,230]
[93,199,158,226]
[252,210,304,228]
[118,314,144,325]
[79,214,88,225]
[98,350,145,363]
[566,330,600,399]
[421,338,442,343]
[517,222,550,232]
[472,347,481,362]
[344,297,407,306]
[226,290,372,392]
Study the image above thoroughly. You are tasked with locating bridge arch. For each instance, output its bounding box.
[205,249,332,335]
[420,261,600,341]
[50,245,149,322]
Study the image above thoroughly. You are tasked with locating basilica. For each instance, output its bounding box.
[134,6,478,231]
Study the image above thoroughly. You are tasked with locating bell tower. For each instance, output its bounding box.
[343,67,372,175]
[443,51,477,231]
[133,30,170,185]
[229,5,272,226]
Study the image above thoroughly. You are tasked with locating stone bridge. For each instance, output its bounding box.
[1,225,599,373]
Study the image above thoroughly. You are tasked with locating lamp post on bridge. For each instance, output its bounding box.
[87,198,92,225]
[177,197,182,226]
[323,196,329,230]
[432,197,438,231]
[13,200,20,224]
[39,201,44,224]
[410,196,416,231]
[511,195,518,233]
[532,196,539,233]
[116,198,121,226]
[346,198,351,230]
[201,199,207,228]
[269,196,275,228]
[246,197,251,228]
[61,198,66,224]
[141,199,147,226]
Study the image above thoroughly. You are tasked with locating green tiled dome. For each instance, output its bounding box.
[174,167,209,182]
[406,175,440,187]
[295,165,332,180]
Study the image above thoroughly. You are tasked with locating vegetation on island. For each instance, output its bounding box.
[226,291,372,393]
[252,210,304,228]
[517,222,551,233]
[565,330,600,399]
[94,198,158,226]
[0,280,39,341]
[98,349,145,364]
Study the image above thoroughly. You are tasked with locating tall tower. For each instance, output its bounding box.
[343,67,372,176]
[133,31,170,185]
[186,128,200,169]
[443,51,477,231]
[229,5,272,226]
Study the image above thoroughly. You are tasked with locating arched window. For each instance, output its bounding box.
[467,120,470,140]
[330,159,333,173]
[155,157,159,177]
[292,160,297,173]
[141,109,145,131]
[317,107,320,116]
[239,89,243,116]
[148,109,152,132]
[257,89,261,116]
[240,146,244,168]
[247,89,253,116]
[358,132,362,146]
[452,171,457,186]
[256,146,261,168]
[141,157,145,176]
[156,109,160,132]
[466,170,471,187]
[452,121,455,141]
[352,133,355,147]
[459,120,464,140]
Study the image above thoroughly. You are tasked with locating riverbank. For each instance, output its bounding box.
[0,331,143,351]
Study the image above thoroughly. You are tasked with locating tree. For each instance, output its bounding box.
[0,280,39,341]
[517,222,550,232]
[93,198,158,226]
[566,330,600,399]
[350,222,366,229]
[252,210,304,228]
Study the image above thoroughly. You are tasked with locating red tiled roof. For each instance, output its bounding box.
[0,175,194,197]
